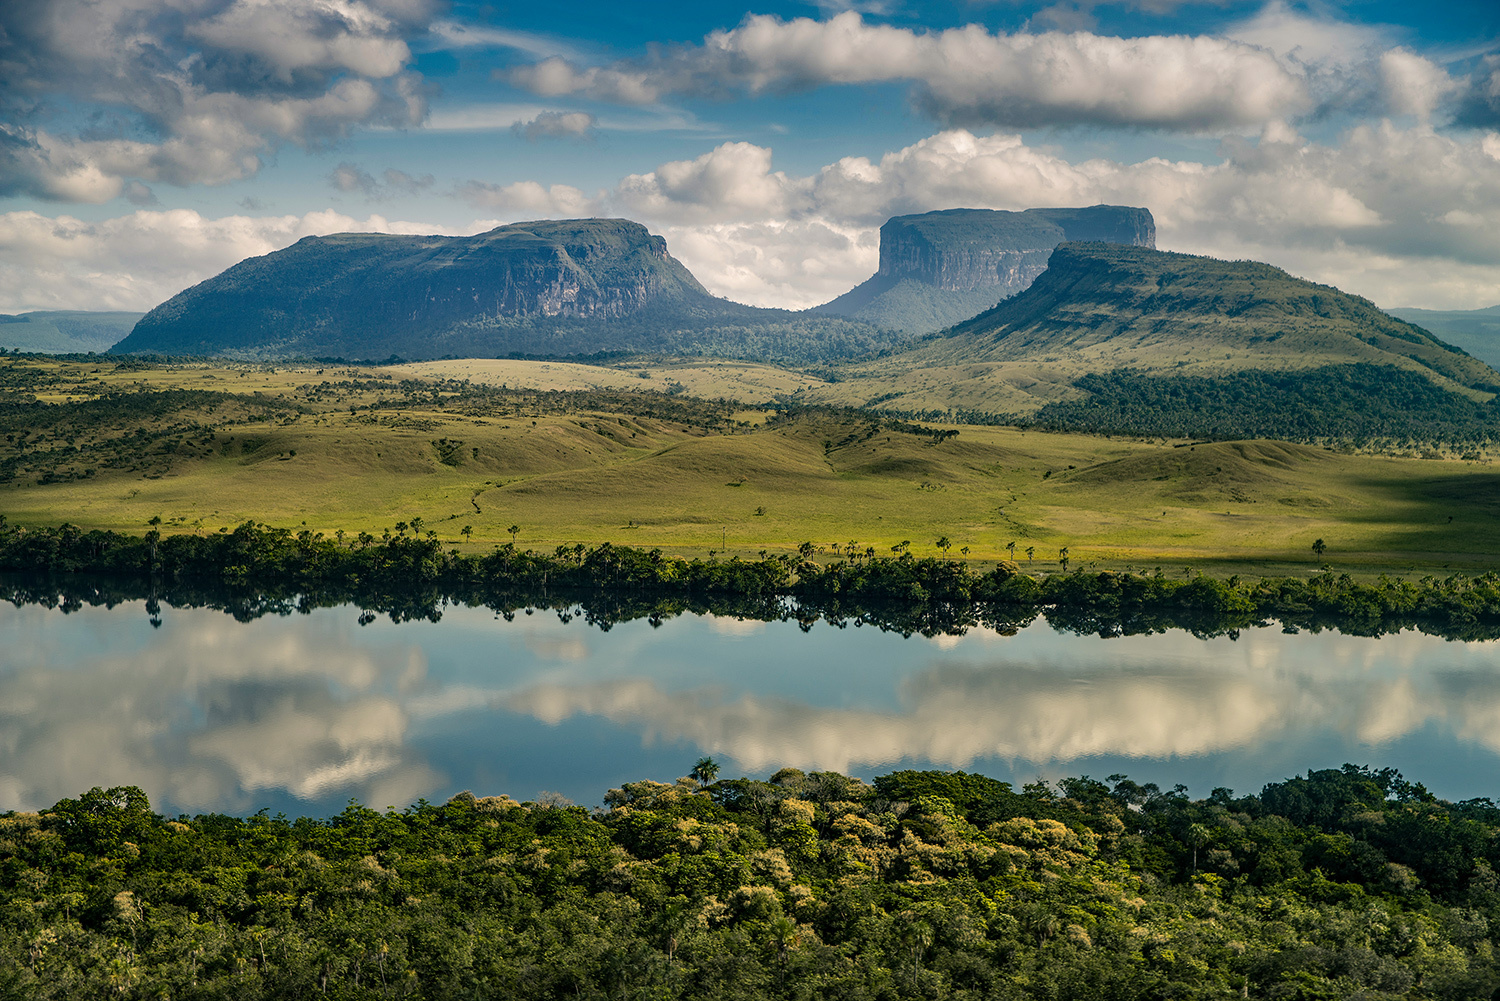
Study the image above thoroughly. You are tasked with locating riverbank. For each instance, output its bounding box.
[5,520,1500,640]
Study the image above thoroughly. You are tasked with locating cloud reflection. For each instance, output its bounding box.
[498,633,1500,775]
[0,609,439,813]
[5,602,1500,813]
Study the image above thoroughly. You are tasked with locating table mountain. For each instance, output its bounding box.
[112,219,891,364]
[806,242,1500,442]
[813,205,1155,334]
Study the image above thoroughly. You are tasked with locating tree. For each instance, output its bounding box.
[460,525,473,541]
[508,525,520,544]
[1025,546,1035,563]
[1006,540,1017,559]
[1059,546,1070,572]
[1312,538,1327,556]
[690,757,720,786]
[936,536,952,554]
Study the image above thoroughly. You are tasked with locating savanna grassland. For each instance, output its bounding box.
[2,354,1498,574]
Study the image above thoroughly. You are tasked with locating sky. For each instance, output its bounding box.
[2,0,1500,315]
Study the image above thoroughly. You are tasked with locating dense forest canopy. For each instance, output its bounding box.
[3,763,1500,998]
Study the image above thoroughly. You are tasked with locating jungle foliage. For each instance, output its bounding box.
[1031,365,1500,445]
[4,763,1500,998]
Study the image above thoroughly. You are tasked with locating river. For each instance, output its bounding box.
[3,598,1499,815]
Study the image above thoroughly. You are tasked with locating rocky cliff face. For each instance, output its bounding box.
[817,205,1156,333]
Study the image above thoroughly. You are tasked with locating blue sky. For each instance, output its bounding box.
[3,0,1499,313]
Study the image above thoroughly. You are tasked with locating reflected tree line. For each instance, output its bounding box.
[5,519,1500,640]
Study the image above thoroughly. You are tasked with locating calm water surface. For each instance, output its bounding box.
[4,600,1500,815]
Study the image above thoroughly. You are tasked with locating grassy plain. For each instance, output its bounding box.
[2,355,1497,573]
[385,357,827,403]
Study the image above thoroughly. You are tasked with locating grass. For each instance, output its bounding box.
[386,357,828,403]
[3,356,1499,574]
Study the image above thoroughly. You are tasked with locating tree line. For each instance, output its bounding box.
[5,519,1500,640]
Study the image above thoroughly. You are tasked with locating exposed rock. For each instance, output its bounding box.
[111,219,892,363]
[815,205,1155,333]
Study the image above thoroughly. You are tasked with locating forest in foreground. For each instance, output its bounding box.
[3,764,1499,999]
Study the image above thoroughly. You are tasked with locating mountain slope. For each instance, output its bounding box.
[814,205,1155,333]
[0,312,144,354]
[1388,305,1500,370]
[806,243,1500,436]
[113,219,892,364]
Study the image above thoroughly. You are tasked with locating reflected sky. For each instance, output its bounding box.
[3,600,1500,815]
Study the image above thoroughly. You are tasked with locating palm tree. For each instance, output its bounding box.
[936,536,951,554]
[1006,540,1017,559]
[460,525,473,541]
[1312,538,1327,556]
[1025,546,1035,563]
[508,524,520,544]
[690,757,720,786]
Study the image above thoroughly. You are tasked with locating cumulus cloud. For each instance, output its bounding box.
[0,208,472,312]
[1379,49,1457,122]
[0,0,437,202]
[468,124,1500,309]
[454,179,601,217]
[507,11,1307,130]
[511,110,596,141]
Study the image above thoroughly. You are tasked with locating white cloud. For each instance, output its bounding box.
[0,208,472,312]
[1379,49,1457,122]
[0,0,437,201]
[454,180,601,217]
[507,11,1307,130]
[658,219,879,310]
[452,123,1500,309]
[13,120,1500,313]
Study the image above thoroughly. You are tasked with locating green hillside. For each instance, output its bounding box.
[808,243,1500,436]
[113,219,895,365]
[0,311,143,353]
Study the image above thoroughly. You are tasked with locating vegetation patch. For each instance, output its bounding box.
[4,763,1500,998]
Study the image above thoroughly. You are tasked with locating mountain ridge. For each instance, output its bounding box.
[112,219,899,365]
[804,241,1500,424]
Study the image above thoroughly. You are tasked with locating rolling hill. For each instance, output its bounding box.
[112,219,895,365]
[807,242,1500,441]
[813,205,1155,333]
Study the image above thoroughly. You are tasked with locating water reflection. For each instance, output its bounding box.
[2,601,1499,815]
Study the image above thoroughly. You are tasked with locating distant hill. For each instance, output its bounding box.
[807,243,1500,442]
[813,205,1155,334]
[0,311,143,354]
[113,219,894,365]
[1388,305,1500,370]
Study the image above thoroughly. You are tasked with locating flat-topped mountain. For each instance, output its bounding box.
[112,219,890,364]
[814,205,1155,333]
[807,242,1500,439]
